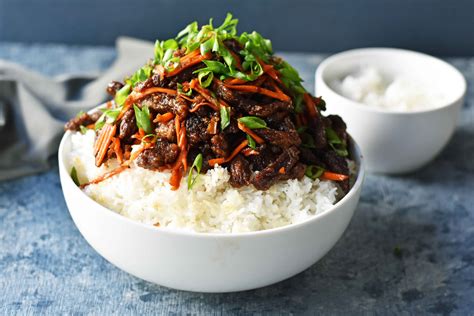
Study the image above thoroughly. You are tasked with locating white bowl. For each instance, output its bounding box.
[315,48,466,174]
[58,131,364,292]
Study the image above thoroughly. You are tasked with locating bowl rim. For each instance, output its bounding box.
[316,47,467,115]
[59,124,365,239]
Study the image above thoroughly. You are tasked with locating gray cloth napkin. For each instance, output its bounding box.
[0,37,154,181]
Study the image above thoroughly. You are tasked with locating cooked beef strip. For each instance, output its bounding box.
[167,65,202,89]
[210,133,230,157]
[247,145,280,171]
[320,150,350,192]
[151,73,167,87]
[229,154,252,187]
[118,108,138,141]
[242,100,293,117]
[214,81,293,118]
[64,111,101,131]
[266,111,289,125]
[135,77,154,91]
[214,81,239,103]
[251,146,301,190]
[136,141,179,169]
[278,162,306,181]
[308,114,327,149]
[186,114,212,146]
[106,81,124,96]
[256,128,301,148]
[155,119,176,142]
[187,143,214,173]
[140,93,188,117]
[327,114,348,146]
[299,147,326,167]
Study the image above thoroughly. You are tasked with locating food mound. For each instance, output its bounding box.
[65,14,351,193]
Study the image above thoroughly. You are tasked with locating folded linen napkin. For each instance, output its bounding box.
[0,37,154,180]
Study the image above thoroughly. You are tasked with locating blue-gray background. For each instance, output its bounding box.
[1,0,474,55]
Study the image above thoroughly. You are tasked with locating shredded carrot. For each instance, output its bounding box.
[224,76,266,86]
[178,94,196,102]
[131,128,146,142]
[190,79,222,109]
[135,87,177,97]
[169,167,183,190]
[237,122,265,144]
[153,112,174,123]
[175,117,181,143]
[270,78,284,94]
[113,138,123,164]
[224,84,290,102]
[167,118,188,190]
[95,124,117,167]
[178,49,200,63]
[303,93,318,117]
[86,123,95,129]
[167,51,212,77]
[126,144,149,164]
[179,120,188,171]
[93,125,106,156]
[124,148,131,160]
[207,157,226,166]
[278,167,286,174]
[208,139,249,166]
[207,119,218,134]
[224,78,247,85]
[80,166,128,188]
[189,102,218,112]
[321,171,349,181]
[257,58,283,85]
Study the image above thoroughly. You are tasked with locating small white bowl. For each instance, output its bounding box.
[315,48,466,174]
[59,131,364,292]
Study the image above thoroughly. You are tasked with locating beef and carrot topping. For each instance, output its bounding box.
[65,14,351,192]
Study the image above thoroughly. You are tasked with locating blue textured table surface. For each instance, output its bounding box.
[0,43,473,315]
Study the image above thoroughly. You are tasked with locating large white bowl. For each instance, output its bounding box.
[59,132,364,292]
[316,48,466,174]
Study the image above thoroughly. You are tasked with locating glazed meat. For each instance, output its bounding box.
[136,141,179,169]
[229,155,252,187]
[119,109,137,141]
[64,111,101,131]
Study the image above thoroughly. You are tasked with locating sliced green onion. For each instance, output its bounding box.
[134,105,152,134]
[238,116,267,129]
[220,106,230,130]
[305,165,325,180]
[246,134,256,149]
[187,153,203,189]
[70,166,80,186]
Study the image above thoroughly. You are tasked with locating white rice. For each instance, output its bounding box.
[67,130,345,233]
[332,66,447,111]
